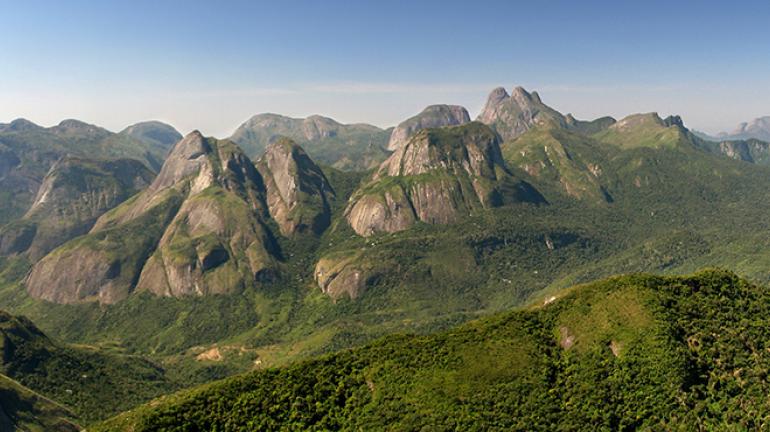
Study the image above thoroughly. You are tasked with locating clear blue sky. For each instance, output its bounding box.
[2,0,770,137]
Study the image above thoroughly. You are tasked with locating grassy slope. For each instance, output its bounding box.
[0,309,188,425]
[94,269,770,431]
[0,374,79,432]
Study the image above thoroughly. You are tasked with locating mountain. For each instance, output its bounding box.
[230,114,391,171]
[0,310,178,423]
[386,104,470,150]
[255,138,336,236]
[94,270,770,431]
[476,86,615,142]
[730,116,770,141]
[10,88,770,426]
[0,118,172,225]
[477,86,568,141]
[701,116,770,142]
[26,131,283,304]
[0,157,154,260]
[502,126,612,203]
[345,122,545,237]
[711,138,770,164]
[119,121,182,155]
[593,113,691,149]
[0,374,79,431]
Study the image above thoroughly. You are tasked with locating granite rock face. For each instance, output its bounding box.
[255,138,335,236]
[387,105,470,150]
[345,122,545,236]
[0,156,154,260]
[26,131,281,304]
[477,86,567,141]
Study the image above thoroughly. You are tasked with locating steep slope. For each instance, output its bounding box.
[120,121,181,152]
[0,310,177,423]
[0,118,169,225]
[0,374,79,431]
[0,156,154,260]
[502,126,612,203]
[476,86,567,141]
[345,122,545,236]
[25,131,281,304]
[387,104,470,150]
[230,114,391,170]
[95,270,770,431]
[254,138,336,236]
[693,137,770,165]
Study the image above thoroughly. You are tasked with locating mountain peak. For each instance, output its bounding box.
[387,104,471,150]
[477,86,566,141]
[26,133,279,304]
[346,122,544,236]
[120,121,182,152]
[256,138,335,236]
[2,118,42,132]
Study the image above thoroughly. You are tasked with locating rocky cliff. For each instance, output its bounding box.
[476,86,567,141]
[255,138,335,236]
[26,131,281,304]
[387,105,470,150]
[345,122,545,236]
[0,156,154,259]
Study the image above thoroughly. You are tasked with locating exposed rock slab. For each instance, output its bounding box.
[345,122,545,236]
[255,138,335,236]
[387,105,470,150]
[26,132,281,304]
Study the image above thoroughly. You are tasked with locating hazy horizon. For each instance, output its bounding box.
[3,0,770,137]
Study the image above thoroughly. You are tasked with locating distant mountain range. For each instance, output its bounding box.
[695,116,770,142]
[0,119,179,226]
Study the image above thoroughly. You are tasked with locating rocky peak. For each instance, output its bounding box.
[379,122,505,180]
[477,86,566,141]
[663,115,685,128]
[345,122,544,236]
[256,138,335,236]
[148,130,211,192]
[480,87,510,120]
[26,133,280,304]
[387,104,471,150]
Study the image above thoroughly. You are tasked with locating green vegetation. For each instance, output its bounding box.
[92,270,770,431]
[0,310,179,424]
[0,374,79,431]
[7,104,770,430]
